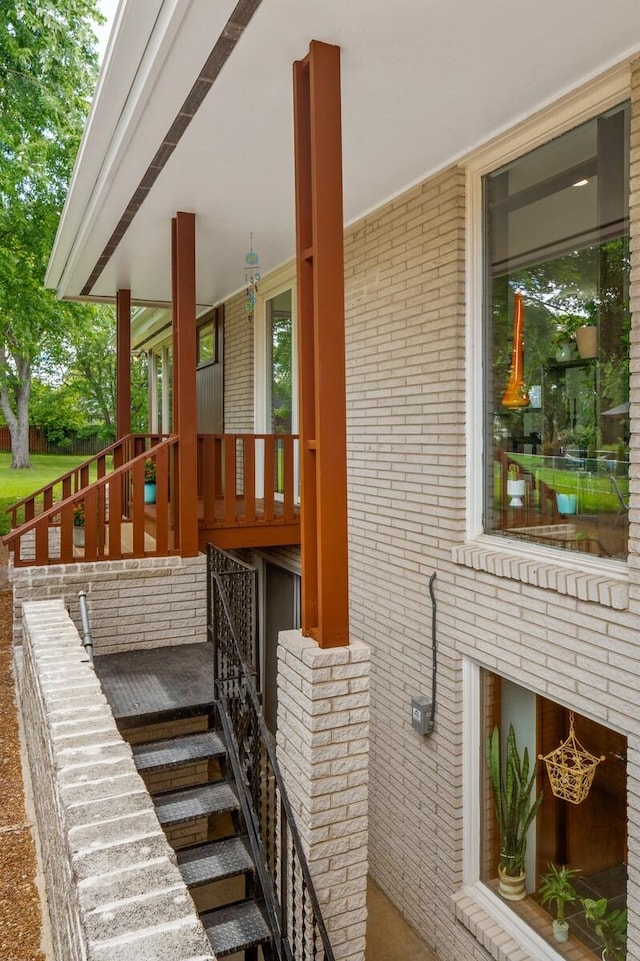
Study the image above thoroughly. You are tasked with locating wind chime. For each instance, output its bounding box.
[539,712,605,805]
[244,234,260,319]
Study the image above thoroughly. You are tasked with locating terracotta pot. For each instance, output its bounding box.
[575,325,597,359]
[497,864,526,901]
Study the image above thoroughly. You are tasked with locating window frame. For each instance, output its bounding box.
[464,63,630,560]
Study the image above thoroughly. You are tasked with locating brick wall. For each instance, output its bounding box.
[341,65,640,961]
[19,599,214,961]
[10,554,207,654]
[224,290,254,432]
[277,630,370,961]
[344,166,471,957]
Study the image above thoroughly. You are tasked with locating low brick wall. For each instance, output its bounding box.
[19,598,214,961]
[10,554,207,653]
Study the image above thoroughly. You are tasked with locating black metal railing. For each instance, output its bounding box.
[207,544,335,961]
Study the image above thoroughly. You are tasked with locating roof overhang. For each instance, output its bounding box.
[46,0,640,308]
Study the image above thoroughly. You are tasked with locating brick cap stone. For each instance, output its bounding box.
[279,629,370,666]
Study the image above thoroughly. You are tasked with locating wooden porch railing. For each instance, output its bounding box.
[6,433,168,530]
[198,434,299,529]
[4,437,178,568]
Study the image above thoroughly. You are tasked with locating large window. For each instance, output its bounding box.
[482,673,627,958]
[484,103,630,560]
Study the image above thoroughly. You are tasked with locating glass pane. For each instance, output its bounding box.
[198,321,215,364]
[267,290,292,435]
[484,103,630,560]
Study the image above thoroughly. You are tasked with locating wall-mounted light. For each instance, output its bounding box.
[572,178,589,187]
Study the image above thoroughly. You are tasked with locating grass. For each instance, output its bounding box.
[502,453,629,514]
[0,453,93,536]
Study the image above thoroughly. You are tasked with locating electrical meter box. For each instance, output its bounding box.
[411,695,433,735]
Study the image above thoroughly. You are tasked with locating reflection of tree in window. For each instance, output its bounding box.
[268,291,292,434]
[485,102,630,559]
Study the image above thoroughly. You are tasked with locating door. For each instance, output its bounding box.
[261,561,300,734]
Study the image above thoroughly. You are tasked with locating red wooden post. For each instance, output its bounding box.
[172,212,199,556]
[293,41,349,647]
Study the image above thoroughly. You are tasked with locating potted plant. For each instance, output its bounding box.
[144,459,157,505]
[487,723,543,900]
[582,898,627,961]
[538,862,580,942]
[73,503,85,548]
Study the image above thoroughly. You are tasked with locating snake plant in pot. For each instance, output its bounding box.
[487,723,543,900]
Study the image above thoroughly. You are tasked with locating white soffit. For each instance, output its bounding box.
[49,0,640,307]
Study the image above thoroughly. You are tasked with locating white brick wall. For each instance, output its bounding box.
[277,630,369,961]
[224,291,254,432]
[10,554,207,654]
[19,598,214,961]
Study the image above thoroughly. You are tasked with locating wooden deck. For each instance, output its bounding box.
[143,495,301,552]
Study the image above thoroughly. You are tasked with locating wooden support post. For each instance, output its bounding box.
[172,211,199,557]
[116,288,131,440]
[293,41,349,647]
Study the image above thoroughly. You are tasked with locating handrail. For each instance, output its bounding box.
[6,433,169,529]
[207,544,335,961]
[4,436,179,567]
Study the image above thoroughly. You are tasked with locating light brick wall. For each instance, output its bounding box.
[277,630,369,961]
[19,598,214,961]
[10,554,207,654]
[341,65,640,961]
[224,290,254,432]
[344,166,471,957]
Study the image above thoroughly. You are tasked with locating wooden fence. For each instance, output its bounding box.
[0,427,110,457]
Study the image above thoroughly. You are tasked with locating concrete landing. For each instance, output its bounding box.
[366,879,438,961]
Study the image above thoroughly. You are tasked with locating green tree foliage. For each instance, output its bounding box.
[0,0,103,467]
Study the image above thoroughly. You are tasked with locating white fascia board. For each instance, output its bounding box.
[46,0,190,296]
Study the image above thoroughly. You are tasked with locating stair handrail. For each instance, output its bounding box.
[4,436,178,566]
[6,433,169,527]
[207,544,336,961]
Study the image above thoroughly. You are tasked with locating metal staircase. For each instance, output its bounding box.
[95,545,334,961]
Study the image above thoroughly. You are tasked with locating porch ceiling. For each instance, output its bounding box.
[47,0,640,308]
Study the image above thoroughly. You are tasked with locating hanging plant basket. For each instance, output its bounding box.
[539,712,605,805]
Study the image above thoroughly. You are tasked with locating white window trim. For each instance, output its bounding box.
[459,62,631,609]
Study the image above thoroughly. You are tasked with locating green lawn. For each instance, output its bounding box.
[0,453,92,536]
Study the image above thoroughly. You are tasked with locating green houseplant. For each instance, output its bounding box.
[538,862,580,942]
[487,723,543,900]
[582,897,627,961]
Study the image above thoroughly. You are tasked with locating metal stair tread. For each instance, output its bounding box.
[153,780,239,827]
[177,835,254,887]
[132,730,226,773]
[201,898,272,957]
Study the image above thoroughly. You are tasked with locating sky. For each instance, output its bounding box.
[95,0,120,62]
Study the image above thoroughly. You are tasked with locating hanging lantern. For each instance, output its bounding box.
[539,712,605,805]
[244,234,261,319]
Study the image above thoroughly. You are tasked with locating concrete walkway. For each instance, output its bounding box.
[366,879,439,961]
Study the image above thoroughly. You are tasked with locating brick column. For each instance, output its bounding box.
[276,629,369,961]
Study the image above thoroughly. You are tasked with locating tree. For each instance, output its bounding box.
[0,1,103,467]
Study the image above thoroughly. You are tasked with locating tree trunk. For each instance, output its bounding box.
[0,363,32,468]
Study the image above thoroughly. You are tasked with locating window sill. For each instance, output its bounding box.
[451,535,628,610]
[453,882,597,961]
